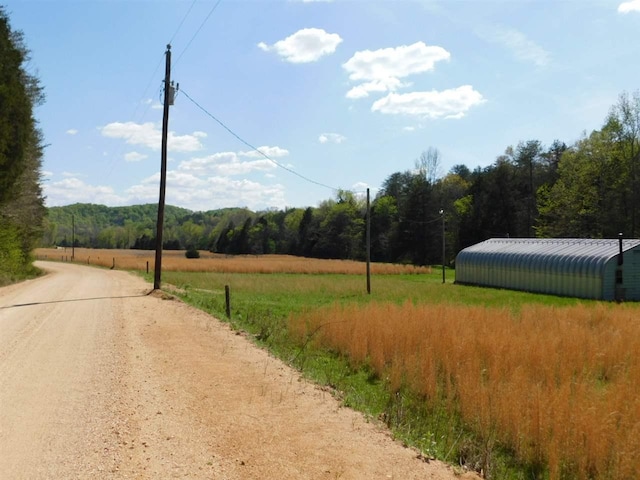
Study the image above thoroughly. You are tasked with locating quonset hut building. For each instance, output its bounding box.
[455,238,640,301]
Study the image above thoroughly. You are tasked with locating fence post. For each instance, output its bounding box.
[146,261,149,274]
[225,285,231,319]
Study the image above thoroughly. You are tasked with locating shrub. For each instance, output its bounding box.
[185,246,200,259]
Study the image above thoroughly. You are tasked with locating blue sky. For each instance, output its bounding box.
[5,0,640,211]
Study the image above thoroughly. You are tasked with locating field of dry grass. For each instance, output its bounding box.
[34,248,432,275]
[289,302,640,479]
[35,247,640,478]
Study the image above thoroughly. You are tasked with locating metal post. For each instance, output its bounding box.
[154,44,172,290]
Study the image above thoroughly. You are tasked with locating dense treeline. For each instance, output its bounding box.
[0,8,46,285]
[43,203,249,251]
[43,92,640,266]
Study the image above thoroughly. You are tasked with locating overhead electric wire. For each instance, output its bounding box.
[102,51,165,180]
[174,0,223,68]
[104,0,197,180]
[168,0,198,46]
[180,88,343,192]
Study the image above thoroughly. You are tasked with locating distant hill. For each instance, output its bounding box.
[42,203,255,250]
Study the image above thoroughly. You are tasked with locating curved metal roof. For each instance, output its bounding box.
[457,238,640,270]
[455,238,640,300]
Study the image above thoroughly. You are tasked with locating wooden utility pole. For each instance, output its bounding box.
[440,209,445,284]
[366,188,371,294]
[154,44,172,290]
[71,214,75,261]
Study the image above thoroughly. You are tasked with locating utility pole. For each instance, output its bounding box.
[71,214,75,261]
[440,209,445,284]
[154,44,174,290]
[366,188,371,294]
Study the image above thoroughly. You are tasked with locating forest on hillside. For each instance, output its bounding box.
[0,8,46,284]
[43,90,640,267]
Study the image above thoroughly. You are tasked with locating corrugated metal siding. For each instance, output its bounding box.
[602,260,617,301]
[455,238,640,300]
[628,250,640,300]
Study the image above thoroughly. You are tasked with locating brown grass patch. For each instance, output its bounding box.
[34,248,431,275]
[289,302,640,479]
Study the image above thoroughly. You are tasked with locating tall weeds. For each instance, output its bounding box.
[289,302,640,479]
[35,248,431,275]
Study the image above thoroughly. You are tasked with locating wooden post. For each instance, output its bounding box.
[225,285,231,319]
[112,257,115,270]
[146,261,149,274]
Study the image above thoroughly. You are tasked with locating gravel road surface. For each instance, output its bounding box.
[0,262,479,479]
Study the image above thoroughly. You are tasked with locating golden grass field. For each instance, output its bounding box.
[289,301,640,479]
[34,248,432,275]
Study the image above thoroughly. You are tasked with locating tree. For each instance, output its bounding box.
[605,91,640,236]
[0,10,42,204]
[0,8,45,283]
[215,221,234,254]
[537,127,625,238]
[370,195,398,262]
[313,192,365,260]
[416,147,442,185]
[297,207,316,256]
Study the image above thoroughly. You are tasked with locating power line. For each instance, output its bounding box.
[102,52,165,180]
[102,1,216,184]
[168,0,198,46]
[180,88,343,192]
[174,0,223,68]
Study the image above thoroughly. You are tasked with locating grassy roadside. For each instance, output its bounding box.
[149,269,600,479]
[0,256,43,287]
[0,264,43,287]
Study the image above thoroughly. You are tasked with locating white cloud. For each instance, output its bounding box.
[62,171,87,178]
[618,0,640,12]
[124,151,148,162]
[318,133,346,144]
[478,26,550,67]
[66,129,78,135]
[258,28,343,63]
[343,41,450,99]
[144,98,163,110]
[100,121,205,152]
[179,147,284,176]
[371,85,485,119]
[179,153,276,176]
[127,171,286,211]
[41,170,53,178]
[351,181,369,192]
[44,177,125,207]
[239,145,290,158]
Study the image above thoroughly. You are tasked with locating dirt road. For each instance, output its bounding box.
[0,262,478,479]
